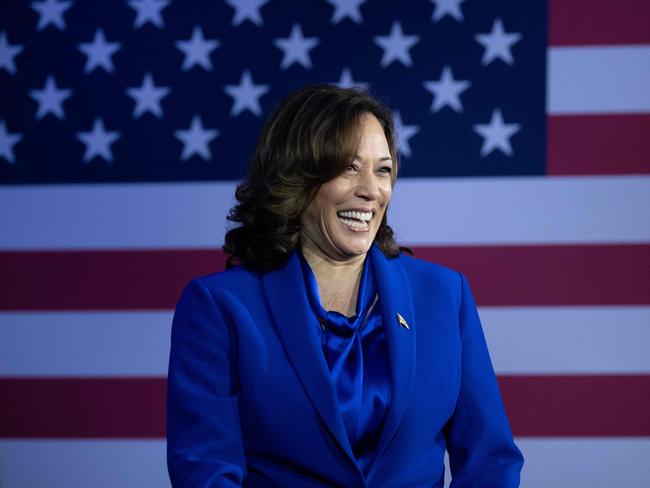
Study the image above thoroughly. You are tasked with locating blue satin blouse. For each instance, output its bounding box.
[298,253,391,474]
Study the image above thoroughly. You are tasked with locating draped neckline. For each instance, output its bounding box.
[297,250,391,474]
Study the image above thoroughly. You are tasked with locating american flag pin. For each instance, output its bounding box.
[397,313,409,330]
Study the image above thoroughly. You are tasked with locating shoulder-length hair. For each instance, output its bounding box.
[224,84,401,273]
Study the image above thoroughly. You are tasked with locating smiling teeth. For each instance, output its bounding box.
[338,217,369,229]
[337,211,372,221]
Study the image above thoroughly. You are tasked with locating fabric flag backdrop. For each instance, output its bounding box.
[1,0,649,486]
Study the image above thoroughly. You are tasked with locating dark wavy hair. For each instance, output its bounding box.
[224,84,401,273]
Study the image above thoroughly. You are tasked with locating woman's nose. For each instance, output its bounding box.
[354,169,380,200]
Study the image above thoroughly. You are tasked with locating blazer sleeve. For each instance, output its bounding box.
[167,278,246,487]
[445,273,524,488]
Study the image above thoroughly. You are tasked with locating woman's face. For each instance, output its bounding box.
[300,114,394,261]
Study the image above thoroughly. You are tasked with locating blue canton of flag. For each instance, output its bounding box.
[0,0,546,183]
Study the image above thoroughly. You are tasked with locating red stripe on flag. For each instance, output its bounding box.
[500,375,650,436]
[548,114,650,175]
[0,378,165,438]
[549,0,650,46]
[2,376,648,438]
[411,244,650,306]
[1,249,224,311]
[2,244,649,309]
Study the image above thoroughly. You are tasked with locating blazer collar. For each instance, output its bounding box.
[368,244,416,467]
[261,244,416,472]
[262,251,357,466]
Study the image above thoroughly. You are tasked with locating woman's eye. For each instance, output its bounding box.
[378,166,392,174]
[346,164,360,172]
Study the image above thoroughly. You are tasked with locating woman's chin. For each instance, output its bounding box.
[332,236,375,258]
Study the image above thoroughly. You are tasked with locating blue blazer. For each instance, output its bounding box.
[167,244,523,487]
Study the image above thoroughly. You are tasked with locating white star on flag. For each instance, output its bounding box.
[29,75,72,120]
[326,0,367,25]
[273,24,319,70]
[225,0,269,27]
[423,65,470,113]
[78,29,121,74]
[334,68,369,90]
[175,115,219,161]
[30,0,72,31]
[128,0,170,29]
[473,108,521,156]
[175,26,220,72]
[224,71,269,117]
[430,0,465,22]
[374,21,420,68]
[126,73,171,118]
[0,120,22,164]
[77,118,121,163]
[474,18,522,66]
[394,111,419,158]
[0,32,23,75]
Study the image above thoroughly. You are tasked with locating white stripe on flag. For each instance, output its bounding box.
[0,181,237,250]
[1,438,649,488]
[3,307,649,376]
[0,440,170,488]
[0,311,172,377]
[515,438,650,488]
[2,176,649,249]
[390,176,650,245]
[480,306,650,374]
[548,45,650,114]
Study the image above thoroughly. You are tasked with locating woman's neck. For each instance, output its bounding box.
[299,236,367,316]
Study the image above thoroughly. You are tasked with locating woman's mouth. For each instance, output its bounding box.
[336,210,372,231]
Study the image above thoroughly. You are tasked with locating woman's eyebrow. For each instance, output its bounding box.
[354,155,393,162]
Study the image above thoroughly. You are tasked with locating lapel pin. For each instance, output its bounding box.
[396,313,409,330]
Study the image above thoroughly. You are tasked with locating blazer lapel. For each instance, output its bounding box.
[261,252,357,465]
[369,245,416,463]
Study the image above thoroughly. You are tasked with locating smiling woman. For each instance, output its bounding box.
[299,114,394,316]
[223,85,400,273]
[166,85,524,487]
[301,114,393,257]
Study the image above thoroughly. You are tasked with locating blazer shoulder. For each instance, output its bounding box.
[393,252,473,320]
[183,265,262,302]
[398,251,461,282]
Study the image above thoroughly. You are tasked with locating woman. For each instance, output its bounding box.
[167,85,523,487]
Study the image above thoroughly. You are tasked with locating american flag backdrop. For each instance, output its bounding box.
[1,0,649,486]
